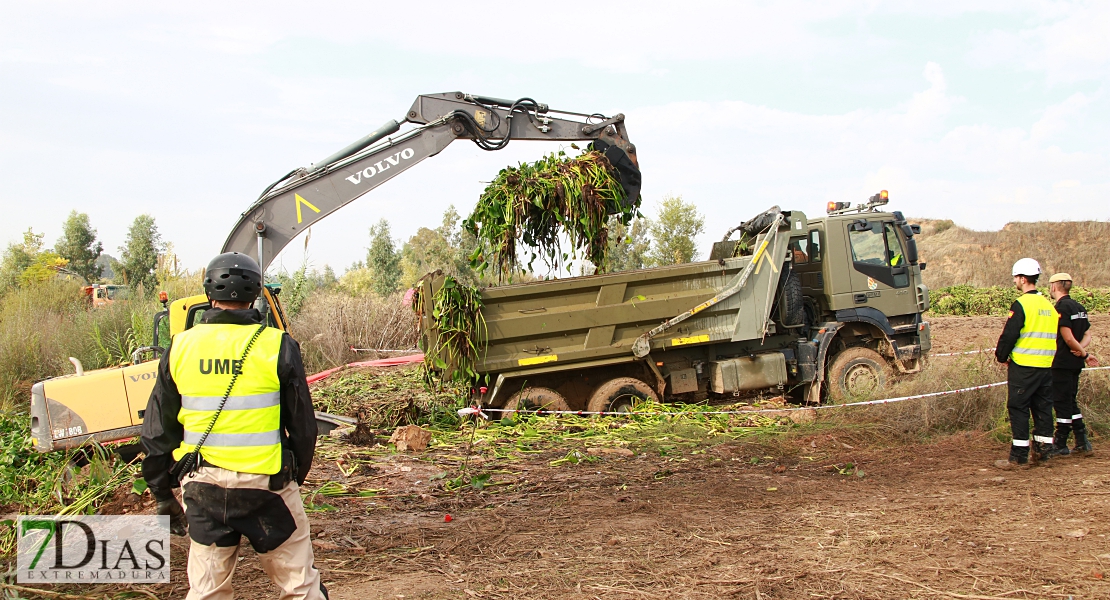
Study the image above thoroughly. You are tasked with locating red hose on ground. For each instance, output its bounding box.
[306,353,424,385]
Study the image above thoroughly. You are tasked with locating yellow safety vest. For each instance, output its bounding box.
[170,323,285,474]
[1011,293,1059,368]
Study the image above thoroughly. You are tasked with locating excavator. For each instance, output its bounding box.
[29,92,641,456]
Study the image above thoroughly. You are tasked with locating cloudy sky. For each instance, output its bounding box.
[2,1,1107,274]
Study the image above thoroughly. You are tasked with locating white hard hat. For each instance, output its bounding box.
[1012,258,1042,277]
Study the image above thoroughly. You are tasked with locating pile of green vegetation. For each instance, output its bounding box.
[0,412,136,557]
[463,148,639,277]
[928,285,1110,316]
[310,365,464,429]
[412,274,487,386]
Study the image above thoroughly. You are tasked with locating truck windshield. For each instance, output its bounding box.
[848,225,887,265]
[849,221,909,289]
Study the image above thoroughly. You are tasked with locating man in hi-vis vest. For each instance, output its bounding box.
[994,258,1060,468]
[141,252,326,600]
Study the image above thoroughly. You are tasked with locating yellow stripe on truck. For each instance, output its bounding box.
[518,355,558,366]
[672,334,710,347]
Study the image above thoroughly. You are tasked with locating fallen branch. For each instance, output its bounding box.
[0,582,160,599]
[863,570,1045,600]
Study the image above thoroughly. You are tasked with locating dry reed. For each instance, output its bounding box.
[287,290,419,374]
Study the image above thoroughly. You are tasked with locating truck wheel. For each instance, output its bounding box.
[827,347,889,403]
[502,387,570,418]
[778,271,804,327]
[587,378,658,414]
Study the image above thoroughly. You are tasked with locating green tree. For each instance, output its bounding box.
[338,266,374,296]
[117,214,164,292]
[55,211,103,283]
[602,216,651,273]
[367,219,401,296]
[399,206,476,287]
[647,195,705,266]
[19,252,68,287]
[1,228,46,290]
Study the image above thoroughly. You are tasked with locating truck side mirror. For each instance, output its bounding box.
[910,224,921,234]
[905,238,919,264]
[849,220,870,232]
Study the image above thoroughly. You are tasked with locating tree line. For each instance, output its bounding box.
[1,212,165,293]
[1,195,706,305]
[349,194,706,296]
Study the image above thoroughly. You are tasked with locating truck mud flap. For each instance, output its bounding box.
[795,341,818,383]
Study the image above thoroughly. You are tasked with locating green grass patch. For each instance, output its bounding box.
[928,284,1110,316]
[0,411,137,557]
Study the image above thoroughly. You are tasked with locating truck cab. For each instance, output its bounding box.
[790,192,931,401]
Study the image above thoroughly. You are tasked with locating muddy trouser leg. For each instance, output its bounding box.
[1006,363,1034,458]
[256,481,328,600]
[183,466,326,600]
[185,542,240,600]
[182,469,243,600]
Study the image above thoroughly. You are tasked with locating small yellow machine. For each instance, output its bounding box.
[29,286,288,455]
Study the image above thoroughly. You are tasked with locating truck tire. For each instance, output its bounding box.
[587,377,658,414]
[501,387,570,418]
[827,347,889,404]
[778,271,804,327]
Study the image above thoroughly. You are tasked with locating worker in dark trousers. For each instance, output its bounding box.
[995,258,1059,468]
[1048,273,1099,456]
[141,252,327,600]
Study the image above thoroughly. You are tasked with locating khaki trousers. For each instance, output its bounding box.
[181,466,325,600]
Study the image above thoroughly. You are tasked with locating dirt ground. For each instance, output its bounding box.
[32,314,1110,599]
[203,431,1110,600]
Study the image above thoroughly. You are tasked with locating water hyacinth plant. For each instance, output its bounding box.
[413,274,487,386]
[463,147,640,278]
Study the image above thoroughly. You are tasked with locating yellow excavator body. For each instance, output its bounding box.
[30,287,287,452]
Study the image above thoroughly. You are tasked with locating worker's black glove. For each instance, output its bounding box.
[156,498,188,537]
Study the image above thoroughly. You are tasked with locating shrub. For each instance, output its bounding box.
[0,274,202,410]
[288,290,419,374]
[932,219,954,234]
[928,285,1110,316]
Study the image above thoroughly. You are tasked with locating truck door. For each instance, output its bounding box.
[843,219,910,316]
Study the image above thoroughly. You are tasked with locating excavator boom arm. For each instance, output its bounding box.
[222,92,639,270]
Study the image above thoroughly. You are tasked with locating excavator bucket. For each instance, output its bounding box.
[593,140,642,210]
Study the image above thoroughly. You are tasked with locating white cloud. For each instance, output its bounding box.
[1,1,1107,271]
[1029,92,1091,142]
[968,2,1110,84]
[626,62,1107,245]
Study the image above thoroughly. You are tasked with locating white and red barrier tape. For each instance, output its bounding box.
[460,366,1110,419]
[932,348,995,357]
[306,353,423,384]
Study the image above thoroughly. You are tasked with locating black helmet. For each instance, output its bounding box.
[203,252,262,303]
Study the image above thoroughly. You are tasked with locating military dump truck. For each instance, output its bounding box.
[417,192,930,412]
